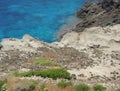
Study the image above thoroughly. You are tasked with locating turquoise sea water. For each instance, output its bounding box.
[0,0,86,42]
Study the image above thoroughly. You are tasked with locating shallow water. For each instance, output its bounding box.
[0,0,86,42]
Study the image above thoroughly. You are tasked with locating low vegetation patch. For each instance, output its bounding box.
[0,80,8,91]
[116,88,120,91]
[38,83,45,91]
[33,58,60,66]
[1,78,119,91]
[93,85,106,91]
[93,48,103,57]
[57,80,72,88]
[9,79,37,91]
[15,68,71,80]
[75,84,90,91]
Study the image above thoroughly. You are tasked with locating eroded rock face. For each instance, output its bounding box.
[0,44,3,50]
[102,0,120,9]
[75,0,120,32]
[57,24,120,82]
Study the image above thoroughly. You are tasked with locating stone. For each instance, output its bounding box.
[0,44,3,50]
[71,74,77,80]
[78,74,85,77]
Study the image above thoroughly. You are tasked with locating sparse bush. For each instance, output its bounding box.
[38,83,45,91]
[0,80,4,90]
[13,79,37,91]
[33,58,59,66]
[93,48,103,57]
[93,85,106,91]
[75,84,90,91]
[29,83,36,91]
[116,88,120,91]
[57,80,72,88]
[0,80,8,91]
[15,68,71,80]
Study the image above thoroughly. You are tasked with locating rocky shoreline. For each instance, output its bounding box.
[0,0,120,90]
[0,24,120,82]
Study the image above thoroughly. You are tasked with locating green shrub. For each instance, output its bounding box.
[0,80,8,91]
[116,88,120,91]
[93,85,106,91]
[75,84,90,91]
[39,83,45,91]
[57,80,72,88]
[33,58,59,66]
[0,80,4,90]
[29,83,36,91]
[15,68,71,80]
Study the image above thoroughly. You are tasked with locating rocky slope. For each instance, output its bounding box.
[0,0,120,89]
[75,0,120,31]
[53,24,120,82]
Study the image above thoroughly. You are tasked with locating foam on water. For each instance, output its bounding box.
[0,0,86,42]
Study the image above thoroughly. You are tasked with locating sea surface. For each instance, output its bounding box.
[0,0,86,42]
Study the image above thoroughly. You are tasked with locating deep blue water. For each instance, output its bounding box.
[0,0,86,42]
